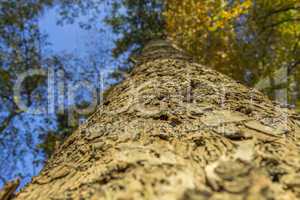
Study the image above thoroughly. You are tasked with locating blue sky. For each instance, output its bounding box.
[39,8,88,54]
[39,7,117,68]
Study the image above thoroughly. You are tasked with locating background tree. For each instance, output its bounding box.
[104,0,165,79]
[0,0,110,185]
[165,0,252,80]
[0,0,52,132]
[106,0,165,57]
[0,0,55,185]
[165,0,300,103]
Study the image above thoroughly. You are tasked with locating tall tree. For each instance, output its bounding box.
[13,40,300,199]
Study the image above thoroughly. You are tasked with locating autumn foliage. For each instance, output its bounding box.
[165,0,300,99]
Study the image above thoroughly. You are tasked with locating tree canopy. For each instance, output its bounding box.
[165,0,300,102]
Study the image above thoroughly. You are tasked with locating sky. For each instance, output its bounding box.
[38,6,117,70]
[39,8,89,55]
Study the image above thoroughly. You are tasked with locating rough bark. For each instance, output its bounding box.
[15,40,300,200]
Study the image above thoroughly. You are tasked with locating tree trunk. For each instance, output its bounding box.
[15,40,300,200]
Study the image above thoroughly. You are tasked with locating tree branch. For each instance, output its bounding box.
[0,112,17,134]
[288,60,300,75]
[259,18,300,35]
[260,6,300,20]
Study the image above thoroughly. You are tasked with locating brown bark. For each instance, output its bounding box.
[15,40,300,200]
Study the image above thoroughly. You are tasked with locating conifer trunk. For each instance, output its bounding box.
[15,40,300,200]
